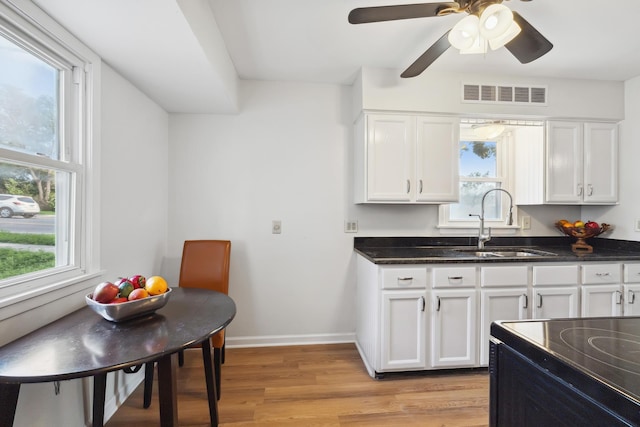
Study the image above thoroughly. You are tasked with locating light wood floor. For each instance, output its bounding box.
[106,343,489,426]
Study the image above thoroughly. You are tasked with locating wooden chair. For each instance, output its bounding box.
[143,240,231,411]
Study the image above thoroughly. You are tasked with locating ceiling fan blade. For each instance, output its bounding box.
[505,11,553,64]
[401,30,451,78]
[349,3,460,24]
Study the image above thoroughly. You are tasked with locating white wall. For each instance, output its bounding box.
[167,81,357,345]
[354,67,625,121]
[583,76,640,241]
[10,63,169,427]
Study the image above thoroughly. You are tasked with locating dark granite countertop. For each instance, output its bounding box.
[354,236,640,265]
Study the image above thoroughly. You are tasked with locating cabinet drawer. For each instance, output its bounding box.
[432,266,476,288]
[481,265,528,287]
[582,263,621,284]
[624,263,640,283]
[381,267,427,289]
[533,265,578,286]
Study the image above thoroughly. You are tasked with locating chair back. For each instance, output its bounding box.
[179,240,231,295]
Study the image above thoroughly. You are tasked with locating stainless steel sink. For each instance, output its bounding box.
[455,248,558,258]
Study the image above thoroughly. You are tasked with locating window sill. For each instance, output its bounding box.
[0,271,104,323]
[436,225,520,236]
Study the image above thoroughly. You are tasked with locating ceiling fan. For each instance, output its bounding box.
[348,0,553,78]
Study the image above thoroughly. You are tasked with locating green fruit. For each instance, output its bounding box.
[118,280,135,298]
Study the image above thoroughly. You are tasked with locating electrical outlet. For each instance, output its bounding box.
[522,216,531,230]
[636,219,640,232]
[344,220,358,233]
[272,220,282,234]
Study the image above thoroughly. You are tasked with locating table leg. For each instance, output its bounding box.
[157,353,178,427]
[0,383,20,427]
[201,339,219,426]
[93,373,107,427]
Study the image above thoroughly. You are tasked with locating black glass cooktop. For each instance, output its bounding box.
[492,317,640,405]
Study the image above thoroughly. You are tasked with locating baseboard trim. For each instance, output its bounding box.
[226,332,356,348]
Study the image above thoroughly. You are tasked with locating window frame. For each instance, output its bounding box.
[0,0,101,320]
[438,123,518,233]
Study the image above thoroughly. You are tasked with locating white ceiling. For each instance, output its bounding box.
[30,0,640,113]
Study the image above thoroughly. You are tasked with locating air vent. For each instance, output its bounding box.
[463,83,547,106]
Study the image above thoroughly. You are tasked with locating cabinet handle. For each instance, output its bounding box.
[419,179,423,194]
[537,293,543,308]
[587,184,593,196]
[630,290,636,304]
[448,276,463,281]
[406,180,410,194]
[596,272,611,277]
[436,296,441,312]
[397,277,413,282]
[522,293,528,309]
[577,184,583,196]
[615,290,623,305]
[420,296,425,312]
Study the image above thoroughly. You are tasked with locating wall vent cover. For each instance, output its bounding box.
[463,83,547,105]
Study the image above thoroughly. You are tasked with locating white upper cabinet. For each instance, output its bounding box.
[545,121,618,204]
[354,112,459,204]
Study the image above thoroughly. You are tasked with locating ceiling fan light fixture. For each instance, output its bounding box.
[448,15,480,50]
[488,21,521,50]
[460,34,487,54]
[479,4,514,40]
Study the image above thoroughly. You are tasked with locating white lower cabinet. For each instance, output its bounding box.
[356,256,640,378]
[480,288,527,366]
[532,287,579,319]
[581,285,622,317]
[624,284,640,316]
[430,289,477,368]
[380,290,427,370]
[532,265,579,319]
[581,263,623,317]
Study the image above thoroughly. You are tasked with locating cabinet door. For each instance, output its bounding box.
[624,284,640,316]
[381,290,427,370]
[583,122,618,204]
[532,287,579,319]
[581,285,622,317]
[545,121,583,204]
[431,289,477,368]
[480,288,528,366]
[366,114,414,202]
[415,116,459,202]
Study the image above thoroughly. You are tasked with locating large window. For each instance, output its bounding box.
[0,1,99,313]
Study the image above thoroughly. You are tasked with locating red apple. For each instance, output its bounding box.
[93,281,119,303]
[128,274,146,289]
[110,297,128,304]
[585,221,600,230]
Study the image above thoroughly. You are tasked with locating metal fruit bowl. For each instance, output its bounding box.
[85,287,172,322]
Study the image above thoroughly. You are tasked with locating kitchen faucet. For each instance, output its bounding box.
[469,188,514,249]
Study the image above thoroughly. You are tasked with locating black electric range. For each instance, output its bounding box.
[490,317,640,426]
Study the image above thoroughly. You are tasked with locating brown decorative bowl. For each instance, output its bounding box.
[554,222,612,253]
[85,287,172,322]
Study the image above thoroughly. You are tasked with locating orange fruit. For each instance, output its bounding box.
[557,219,569,226]
[145,276,168,295]
[128,288,149,300]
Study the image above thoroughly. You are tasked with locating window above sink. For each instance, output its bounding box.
[438,119,544,234]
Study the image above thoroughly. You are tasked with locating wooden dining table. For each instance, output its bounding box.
[0,287,236,427]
